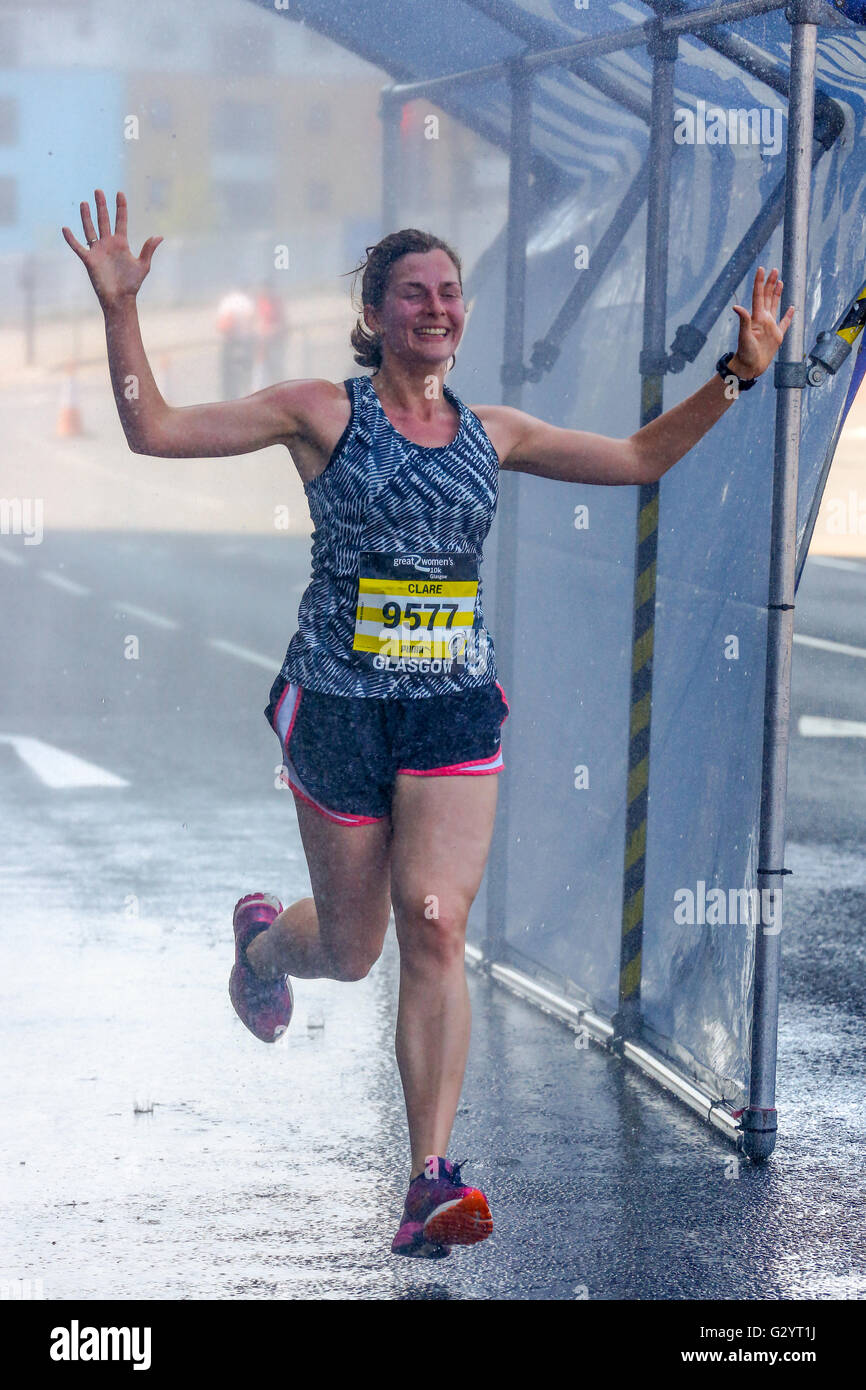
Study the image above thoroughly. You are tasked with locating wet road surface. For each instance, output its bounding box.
[1,533,864,1299]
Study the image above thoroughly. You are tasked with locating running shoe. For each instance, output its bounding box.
[390,1155,493,1258]
[229,893,293,1043]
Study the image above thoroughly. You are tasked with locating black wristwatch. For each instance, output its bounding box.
[715,350,758,391]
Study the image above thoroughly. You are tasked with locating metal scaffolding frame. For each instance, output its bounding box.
[373,0,851,1160]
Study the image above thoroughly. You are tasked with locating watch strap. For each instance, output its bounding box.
[716,350,758,390]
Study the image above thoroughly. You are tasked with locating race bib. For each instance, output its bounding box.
[354,551,479,670]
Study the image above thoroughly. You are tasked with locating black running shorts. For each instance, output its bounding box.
[265,679,510,824]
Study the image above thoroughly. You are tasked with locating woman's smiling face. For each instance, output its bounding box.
[365,249,465,367]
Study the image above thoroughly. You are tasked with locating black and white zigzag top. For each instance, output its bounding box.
[275,373,501,699]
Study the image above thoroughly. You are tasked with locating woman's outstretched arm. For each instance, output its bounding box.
[474,266,795,486]
[62,188,309,458]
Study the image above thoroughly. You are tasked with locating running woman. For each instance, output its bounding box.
[63,190,794,1259]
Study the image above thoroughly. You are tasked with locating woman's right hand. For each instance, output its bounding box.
[62,189,163,310]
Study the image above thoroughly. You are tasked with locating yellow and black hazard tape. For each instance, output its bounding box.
[833,282,866,345]
[618,480,660,1021]
[807,278,866,384]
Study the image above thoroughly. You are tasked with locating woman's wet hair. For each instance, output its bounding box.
[343,229,463,373]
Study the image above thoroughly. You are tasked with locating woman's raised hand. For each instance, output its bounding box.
[730,266,796,378]
[62,189,163,309]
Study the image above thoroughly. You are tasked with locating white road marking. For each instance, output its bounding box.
[38,437,226,512]
[40,570,90,596]
[111,601,179,630]
[807,556,866,573]
[793,633,866,660]
[207,638,278,671]
[798,715,866,738]
[0,548,25,566]
[0,735,129,787]
[787,840,866,889]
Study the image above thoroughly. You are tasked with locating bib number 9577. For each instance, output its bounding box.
[353,550,479,667]
[381,599,460,630]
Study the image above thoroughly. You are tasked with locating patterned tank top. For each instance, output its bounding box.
[275,373,501,699]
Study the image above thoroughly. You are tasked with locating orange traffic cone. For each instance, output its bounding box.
[56,367,84,437]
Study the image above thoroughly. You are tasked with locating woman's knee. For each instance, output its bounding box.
[318,902,390,982]
[325,945,383,983]
[393,903,469,970]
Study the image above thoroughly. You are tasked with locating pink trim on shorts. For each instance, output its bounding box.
[269,678,511,820]
[280,767,387,825]
[271,680,387,827]
[397,680,510,778]
[397,746,504,777]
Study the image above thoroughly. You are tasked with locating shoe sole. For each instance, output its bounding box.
[391,1235,452,1259]
[230,893,290,1043]
[423,1191,493,1247]
[233,892,283,929]
[228,968,292,1042]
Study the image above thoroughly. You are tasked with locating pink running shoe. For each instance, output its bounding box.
[229,893,293,1043]
[391,1155,493,1258]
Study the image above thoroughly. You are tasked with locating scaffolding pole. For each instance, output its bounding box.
[484,57,533,962]
[364,0,834,1152]
[612,15,679,1041]
[742,0,819,1162]
[379,91,402,237]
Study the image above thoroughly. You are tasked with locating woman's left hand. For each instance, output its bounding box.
[730,266,796,377]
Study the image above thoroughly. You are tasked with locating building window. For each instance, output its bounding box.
[214,180,274,225]
[307,180,331,213]
[147,177,170,211]
[301,27,332,58]
[149,21,179,51]
[305,102,331,135]
[211,27,274,75]
[0,96,18,145]
[148,96,173,131]
[211,101,272,153]
[0,17,21,65]
[0,176,17,224]
[71,0,94,38]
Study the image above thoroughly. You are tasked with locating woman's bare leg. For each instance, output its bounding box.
[246,795,393,982]
[389,772,500,1178]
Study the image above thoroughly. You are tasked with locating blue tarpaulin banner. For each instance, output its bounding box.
[265,0,866,1112]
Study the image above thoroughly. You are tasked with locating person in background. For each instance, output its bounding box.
[216,287,256,400]
[254,282,289,390]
